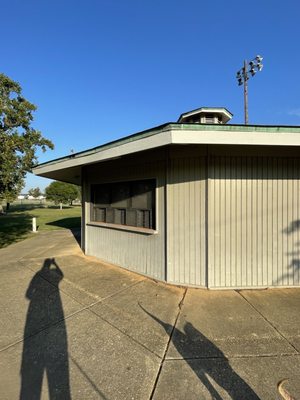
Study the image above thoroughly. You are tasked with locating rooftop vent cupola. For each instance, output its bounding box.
[177,107,233,124]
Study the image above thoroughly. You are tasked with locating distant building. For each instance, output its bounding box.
[17,194,45,201]
[33,107,300,289]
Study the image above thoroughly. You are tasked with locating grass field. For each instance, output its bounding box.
[0,203,81,249]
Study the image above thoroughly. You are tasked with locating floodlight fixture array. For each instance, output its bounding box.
[236,55,263,124]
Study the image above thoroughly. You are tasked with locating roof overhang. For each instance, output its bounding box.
[33,123,300,184]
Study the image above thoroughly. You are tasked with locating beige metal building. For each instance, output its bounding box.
[34,107,300,289]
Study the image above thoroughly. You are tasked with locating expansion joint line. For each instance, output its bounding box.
[149,287,188,400]
[236,290,299,354]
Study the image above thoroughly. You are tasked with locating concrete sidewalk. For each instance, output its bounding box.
[0,230,299,399]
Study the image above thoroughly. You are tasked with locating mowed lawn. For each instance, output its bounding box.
[0,204,81,248]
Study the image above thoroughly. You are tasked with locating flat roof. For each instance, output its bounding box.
[33,122,300,184]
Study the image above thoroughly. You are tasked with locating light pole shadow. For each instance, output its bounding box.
[140,305,259,399]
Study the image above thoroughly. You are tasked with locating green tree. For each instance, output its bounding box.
[45,181,80,207]
[28,187,43,198]
[0,73,54,204]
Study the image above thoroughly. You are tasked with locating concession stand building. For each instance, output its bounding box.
[33,107,300,289]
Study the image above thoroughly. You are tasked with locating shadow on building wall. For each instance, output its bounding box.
[20,258,71,400]
[279,220,300,284]
[141,305,259,400]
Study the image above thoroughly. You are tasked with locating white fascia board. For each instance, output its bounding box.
[34,127,300,177]
[171,129,300,146]
[34,130,172,176]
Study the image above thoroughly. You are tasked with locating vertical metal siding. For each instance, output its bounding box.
[167,156,207,286]
[209,156,300,288]
[81,167,88,252]
[87,225,163,279]
[85,159,166,281]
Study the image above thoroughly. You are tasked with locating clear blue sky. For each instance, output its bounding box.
[1,0,300,192]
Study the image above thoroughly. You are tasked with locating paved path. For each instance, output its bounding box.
[0,230,300,399]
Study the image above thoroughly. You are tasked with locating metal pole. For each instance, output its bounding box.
[32,217,37,232]
[243,59,249,125]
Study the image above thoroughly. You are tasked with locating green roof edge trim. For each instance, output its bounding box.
[177,123,300,133]
[34,122,300,169]
[35,122,172,168]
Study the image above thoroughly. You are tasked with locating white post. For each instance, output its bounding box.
[32,217,37,232]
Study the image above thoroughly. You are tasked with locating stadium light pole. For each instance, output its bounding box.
[236,55,263,124]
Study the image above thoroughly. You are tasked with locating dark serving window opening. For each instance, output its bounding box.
[90,179,156,229]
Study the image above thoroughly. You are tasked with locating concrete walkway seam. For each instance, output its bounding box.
[236,290,300,355]
[1,274,161,361]
[149,287,188,400]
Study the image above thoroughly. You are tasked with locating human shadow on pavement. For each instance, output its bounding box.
[20,258,71,400]
[141,306,259,400]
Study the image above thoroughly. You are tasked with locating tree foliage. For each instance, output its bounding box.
[0,73,54,200]
[28,187,43,198]
[45,181,80,205]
